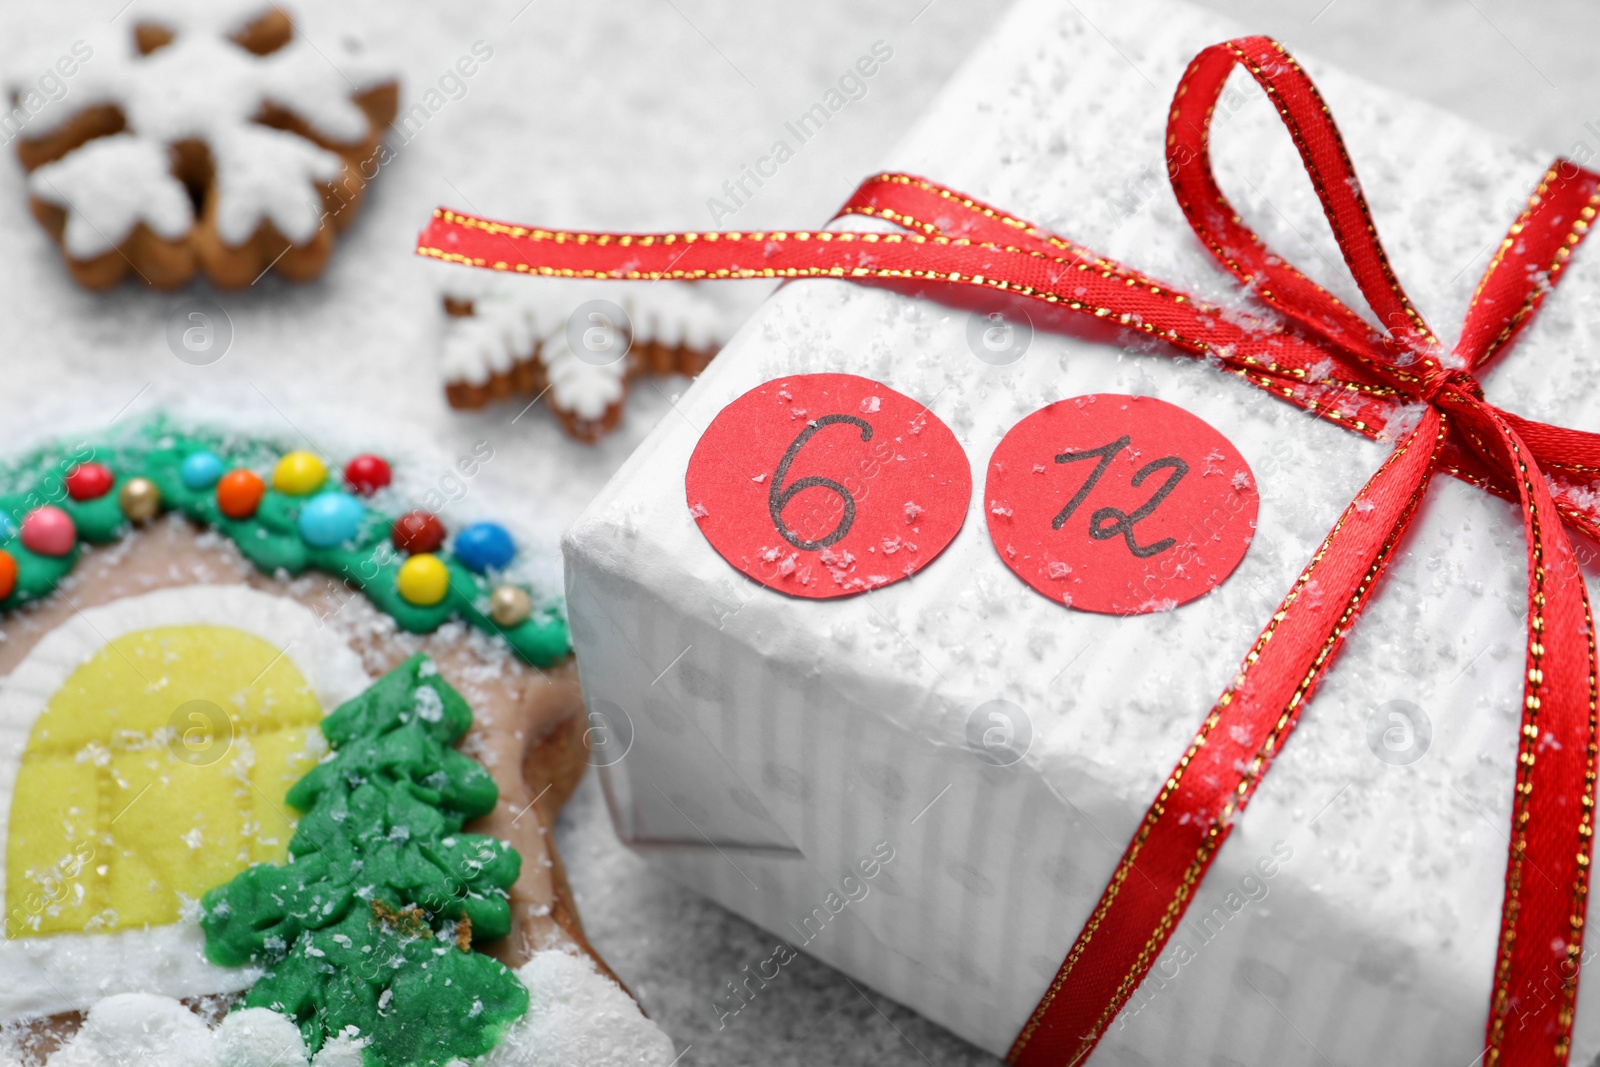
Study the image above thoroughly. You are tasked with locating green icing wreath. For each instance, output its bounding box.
[0,418,568,667]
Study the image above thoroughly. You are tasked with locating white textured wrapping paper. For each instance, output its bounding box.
[564,0,1600,1061]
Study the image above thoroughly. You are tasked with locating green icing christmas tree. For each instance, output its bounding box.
[202,654,530,1066]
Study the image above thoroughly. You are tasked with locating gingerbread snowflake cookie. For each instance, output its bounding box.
[438,277,737,441]
[12,3,398,291]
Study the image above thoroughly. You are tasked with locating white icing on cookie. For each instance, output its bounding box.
[485,951,677,1066]
[210,124,342,246]
[28,135,193,258]
[0,585,371,1022]
[214,1008,312,1067]
[443,293,541,384]
[540,330,627,421]
[43,994,216,1067]
[10,5,391,256]
[18,953,675,1067]
[306,1029,367,1067]
[628,287,723,351]
[120,34,262,144]
[33,996,312,1067]
[436,274,729,417]
[255,43,383,146]
[118,32,377,149]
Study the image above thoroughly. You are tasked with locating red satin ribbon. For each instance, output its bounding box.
[419,36,1600,1067]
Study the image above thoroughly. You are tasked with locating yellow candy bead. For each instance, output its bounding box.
[397,553,450,606]
[272,450,327,496]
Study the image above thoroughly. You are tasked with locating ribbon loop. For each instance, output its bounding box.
[1168,37,1439,375]
[1454,162,1600,373]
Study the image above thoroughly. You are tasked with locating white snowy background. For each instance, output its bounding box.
[0,0,1597,1063]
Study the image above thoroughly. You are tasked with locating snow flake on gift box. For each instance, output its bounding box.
[1376,401,1427,443]
[1305,358,1336,384]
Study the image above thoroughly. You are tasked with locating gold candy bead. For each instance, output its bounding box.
[488,585,532,627]
[118,477,162,524]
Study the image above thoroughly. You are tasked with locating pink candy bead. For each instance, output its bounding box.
[20,505,77,557]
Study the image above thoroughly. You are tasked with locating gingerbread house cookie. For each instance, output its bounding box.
[0,418,674,1066]
[11,3,398,291]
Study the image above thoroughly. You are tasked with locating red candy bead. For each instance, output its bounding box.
[65,462,114,501]
[0,549,16,600]
[216,469,267,520]
[391,511,445,555]
[344,454,392,496]
[21,506,77,557]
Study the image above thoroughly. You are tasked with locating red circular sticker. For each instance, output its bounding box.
[985,394,1258,614]
[686,374,971,599]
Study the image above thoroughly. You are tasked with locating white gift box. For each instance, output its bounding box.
[562,0,1600,1062]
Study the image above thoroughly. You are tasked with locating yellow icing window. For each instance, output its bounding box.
[6,625,325,937]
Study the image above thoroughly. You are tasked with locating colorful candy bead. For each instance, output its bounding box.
[0,549,14,600]
[181,451,225,490]
[21,506,77,557]
[65,462,114,501]
[216,469,267,519]
[0,512,15,541]
[392,511,445,555]
[397,553,450,606]
[272,451,327,497]
[344,454,391,496]
[488,585,532,627]
[453,522,515,573]
[298,492,365,548]
[118,477,162,524]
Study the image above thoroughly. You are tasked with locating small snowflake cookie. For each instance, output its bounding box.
[438,275,735,441]
[11,3,398,291]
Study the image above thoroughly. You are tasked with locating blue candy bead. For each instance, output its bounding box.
[453,521,515,573]
[181,451,225,491]
[297,492,365,548]
[0,512,15,541]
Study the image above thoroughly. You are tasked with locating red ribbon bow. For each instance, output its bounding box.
[419,36,1600,1067]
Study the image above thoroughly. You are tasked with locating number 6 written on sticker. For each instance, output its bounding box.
[685,373,972,600]
[769,415,873,551]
